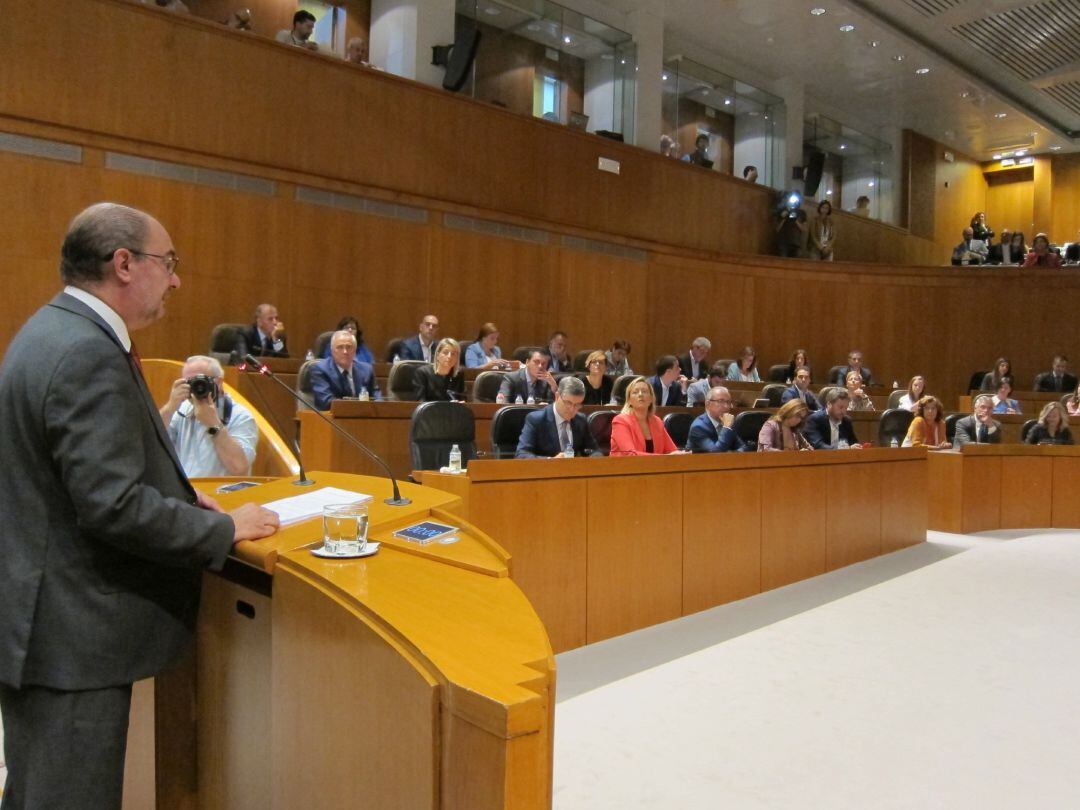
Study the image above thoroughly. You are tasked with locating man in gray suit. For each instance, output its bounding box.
[953,394,1003,448]
[0,203,280,809]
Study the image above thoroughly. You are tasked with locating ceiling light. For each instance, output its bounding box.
[483,6,500,14]
[867,40,879,47]
[992,153,1002,159]
[601,53,613,60]
[994,112,1007,118]
[915,67,930,75]
[839,24,855,32]
[620,59,626,64]
[701,90,709,95]
[825,189,833,195]
[868,181,875,187]
[724,98,732,105]
[959,91,971,98]
[839,144,847,150]
[662,73,669,81]
[1015,150,1027,156]
[810,7,827,16]
[527,22,540,31]
[1018,156,1034,165]
[563,35,572,44]
[1050,145,1062,151]
[893,54,905,61]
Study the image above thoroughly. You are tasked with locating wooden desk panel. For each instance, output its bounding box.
[585,475,684,644]
[826,463,883,570]
[960,457,1003,533]
[1052,457,1080,527]
[759,466,828,591]
[881,459,928,553]
[999,456,1054,529]
[682,470,762,614]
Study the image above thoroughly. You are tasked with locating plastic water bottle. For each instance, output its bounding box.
[358,387,370,402]
[515,395,524,404]
[890,437,899,448]
[526,395,535,405]
[448,444,462,473]
[563,442,575,458]
[838,439,849,450]
[305,349,315,362]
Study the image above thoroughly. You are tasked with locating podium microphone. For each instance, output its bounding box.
[244,355,412,506]
[290,437,316,487]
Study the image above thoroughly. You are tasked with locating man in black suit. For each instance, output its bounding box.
[236,302,289,358]
[648,355,688,407]
[832,349,873,386]
[780,366,821,411]
[953,395,1003,447]
[515,377,597,458]
[310,330,380,409]
[396,314,440,362]
[498,348,557,403]
[1033,355,1077,393]
[0,203,279,809]
[547,330,572,373]
[803,388,861,449]
[678,336,712,380]
[987,228,1012,264]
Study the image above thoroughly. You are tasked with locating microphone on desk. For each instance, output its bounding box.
[243,354,412,506]
[290,437,316,487]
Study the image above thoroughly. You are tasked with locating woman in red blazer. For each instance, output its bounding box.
[610,376,683,455]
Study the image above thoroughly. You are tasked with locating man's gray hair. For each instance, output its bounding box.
[692,336,712,350]
[973,394,993,409]
[60,203,149,284]
[558,376,585,397]
[331,329,357,346]
[823,387,850,405]
[185,355,225,378]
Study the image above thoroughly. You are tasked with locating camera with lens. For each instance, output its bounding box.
[186,374,217,400]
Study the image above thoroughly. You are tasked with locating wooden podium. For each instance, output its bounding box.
[128,472,554,810]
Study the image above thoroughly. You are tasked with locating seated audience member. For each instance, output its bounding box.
[1068,383,1080,416]
[678,337,712,380]
[1022,233,1062,268]
[605,340,633,377]
[159,355,257,477]
[953,395,1001,447]
[649,355,689,407]
[743,165,758,183]
[991,378,1021,414]
[581,351,614,405]
[898,375,926,411]
[237,303,288,358]
[781,366,821,411]
[396,314,439,363]
[322,315,373,363]
[951,227,988,265]
[547,331,572,373]
[775,206,807,258]
[980,357,1012,391]
[726,346,761,382]
[987,228,1012,264]
[1025,402,1074,445]
[345,36,371,66]
[1006,231,1028,264]
[1034,354,1078,393]
[845,371,875,412]
[686,364,728,406]
[804,388,861,449]
[515,377,597,458]
[835,349,873,385]
[687,386,744,453]
[659,134,678,158]
[413,338,465,401]
[464,322,507,369]
[497,348,556,403]
[681,134,711,167]
[228,7,253,30]
[276,10,319,50]
[758,400,811,452]
[610,377,683,456]
[903,396,950,448]
[851,195,871,217]
[311,330,380,409]
[785,348,810,381]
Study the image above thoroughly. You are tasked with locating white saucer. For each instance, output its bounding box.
[310,541,380,559]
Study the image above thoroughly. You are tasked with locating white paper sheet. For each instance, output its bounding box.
[261,486,373,526]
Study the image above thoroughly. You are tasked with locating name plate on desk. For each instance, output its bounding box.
[393,521,459,546]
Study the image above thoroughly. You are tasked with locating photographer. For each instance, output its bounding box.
[159,355,258,477]
[775,195,807,258]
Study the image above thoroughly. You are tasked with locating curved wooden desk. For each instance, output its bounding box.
[137,472,553,810]
[419,450,927,653]
[928,445,1080,533]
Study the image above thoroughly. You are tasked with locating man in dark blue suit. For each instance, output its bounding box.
[311,330,380,410]
[687,385,745,452]
[515,377,597,457]
[648,355,688,407]
[780,366,821,411]
[803,388,861,449]
[396,314,439,362]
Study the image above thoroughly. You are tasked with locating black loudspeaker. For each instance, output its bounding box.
[803,151,826,197]
[432,25,481,92]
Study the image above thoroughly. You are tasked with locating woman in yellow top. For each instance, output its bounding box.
[903,395,950,448]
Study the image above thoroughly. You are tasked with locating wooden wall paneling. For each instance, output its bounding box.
[585,474,683,643]
[1051,457,1080,527]
[880,459,927,552]
[681,469,762,614]
[902,130,936,237]
[959,456,1002,533]
[1031,156,1053,239]
[998,456,1053,528]
[825,462,882,570]
[464,479,588,653]
[1051,153,1080,245]
[760,466,827,590]
[933,146,987,262]
[984,170,1034,236]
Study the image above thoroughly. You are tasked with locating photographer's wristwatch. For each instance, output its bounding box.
[207,423,225,437]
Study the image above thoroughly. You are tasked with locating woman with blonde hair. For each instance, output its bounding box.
[609,376,682,455]
[903,396,950,448]
[1025,401,1073,445]
[413,337,465,401]
[757,399,812,451]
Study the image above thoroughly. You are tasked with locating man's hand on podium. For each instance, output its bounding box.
[230,502,281,543]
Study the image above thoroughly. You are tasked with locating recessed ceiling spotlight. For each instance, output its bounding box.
[992,153,1002,159]
[810,7,827,16]
[600,53,613,60]
[839,144,847,150]
[839,24,855,32]
[893,54,905,61]
[868,181,875,187]
[959,90,971,98]
[724,98,732,105]
[1050,145,1062,151]
[825,189,833,195]
[620,59,626,65]
[662,73,669,81]
[483,6,501,14]
[701,89,709,95]
[994,112,1007,118]
[563,35,572,44]
[915,67,930,75]
[1016,150,1027,156]
[867,40,880,47]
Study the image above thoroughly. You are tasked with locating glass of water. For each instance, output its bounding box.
[322,503,369,555]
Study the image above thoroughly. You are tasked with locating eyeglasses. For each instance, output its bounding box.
[589,360,607,367]
[708,398,733,404]
[103,249,180,275]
